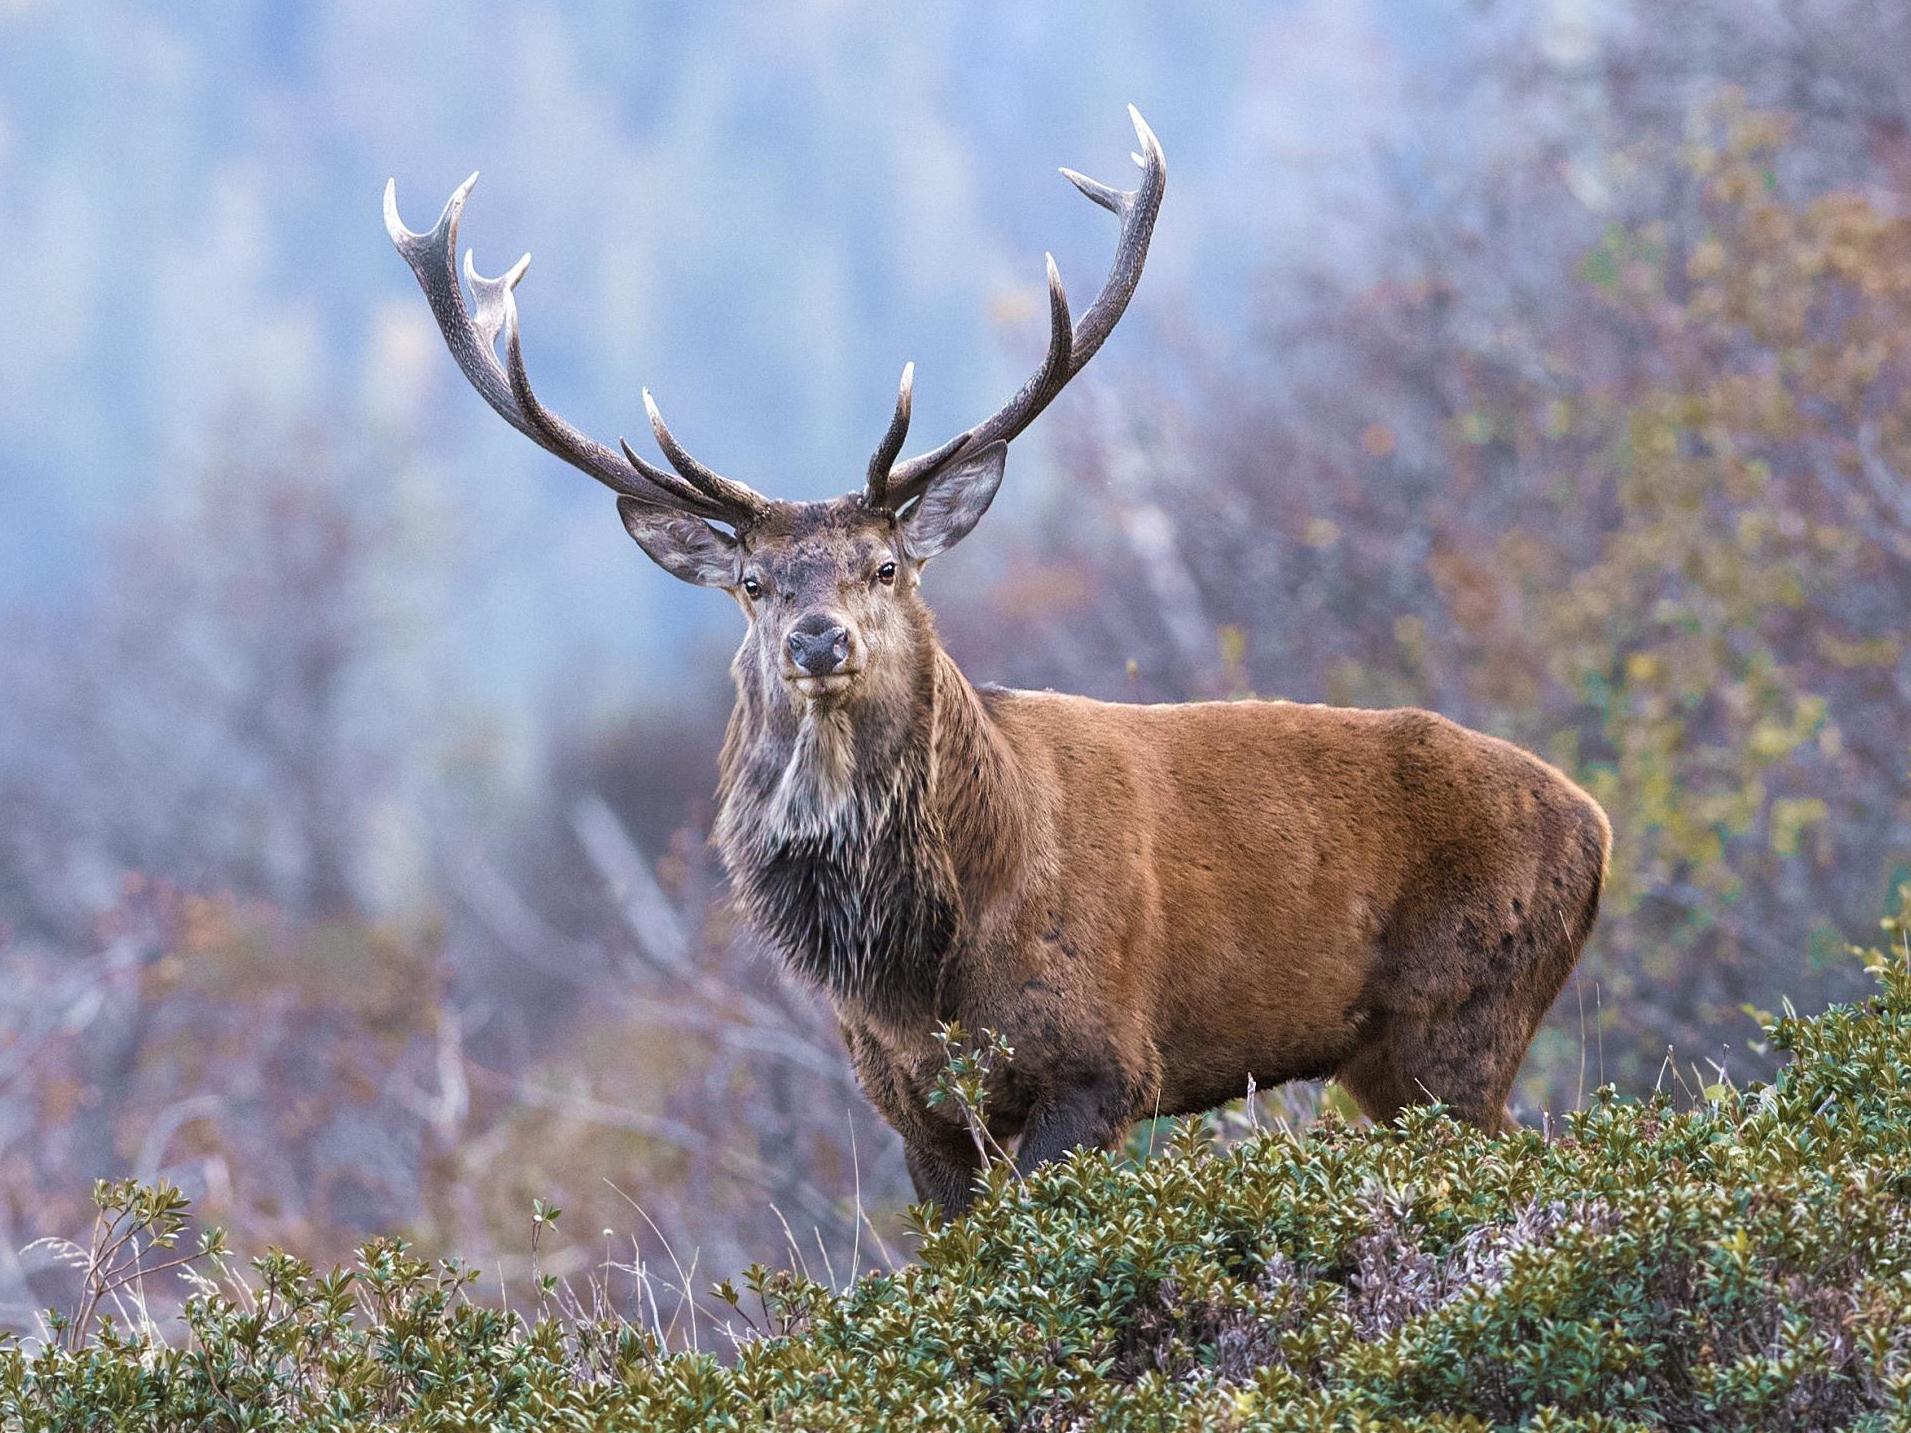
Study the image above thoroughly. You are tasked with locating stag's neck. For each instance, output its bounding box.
[922,652,1031,904]
[714,632,1026,1021]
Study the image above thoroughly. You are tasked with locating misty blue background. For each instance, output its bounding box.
[0,1,1482,722]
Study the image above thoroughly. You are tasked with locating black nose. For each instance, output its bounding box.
[786,614,851,676]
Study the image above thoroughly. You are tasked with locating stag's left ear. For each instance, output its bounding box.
[617,498,739,588]
[901,441,1007,561]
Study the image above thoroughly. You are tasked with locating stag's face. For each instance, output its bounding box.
[617,442,1006,709]
[734,503,910,703]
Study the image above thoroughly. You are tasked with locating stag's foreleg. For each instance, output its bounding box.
[1011,1067,1131,1176]
[904,1137,983,1215]
[906,1067,1130,1209]
[839,1017,992,1213]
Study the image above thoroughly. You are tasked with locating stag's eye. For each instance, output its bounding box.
[875,561,897,587]
[742,575,763,600]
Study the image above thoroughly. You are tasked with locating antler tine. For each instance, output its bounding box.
[865,362,916,507]
[615,438,731,518]
[639,390,770,519]
[385,175,755,525]
[487,259,715,514]
[881,105,1166,510]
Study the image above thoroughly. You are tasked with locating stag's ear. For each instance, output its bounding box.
[617,498,739,588]
[901,441,1007,561]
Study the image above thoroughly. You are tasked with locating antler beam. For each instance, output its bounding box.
[869,105,1167,511]
[384,174,767,527]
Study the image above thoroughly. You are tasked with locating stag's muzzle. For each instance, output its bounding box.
[786,614,852,677]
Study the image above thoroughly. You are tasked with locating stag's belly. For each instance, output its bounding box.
[1142,916,1382,1117]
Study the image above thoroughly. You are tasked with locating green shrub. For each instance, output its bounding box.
[8,916,1911,1431]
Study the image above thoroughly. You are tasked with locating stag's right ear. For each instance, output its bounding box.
[617,498,739,588]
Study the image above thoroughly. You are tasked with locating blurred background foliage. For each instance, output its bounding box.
[1,0,1908,1332]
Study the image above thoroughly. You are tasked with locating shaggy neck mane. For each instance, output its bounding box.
[714,630,1023,1022]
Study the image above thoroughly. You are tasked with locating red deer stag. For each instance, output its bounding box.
[386,109,1610,1214]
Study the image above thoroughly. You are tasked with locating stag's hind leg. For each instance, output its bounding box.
[1336,995,1535,1134]
[1338,824,1606,1134]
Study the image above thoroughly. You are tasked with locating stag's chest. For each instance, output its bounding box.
[721,791,961,1022]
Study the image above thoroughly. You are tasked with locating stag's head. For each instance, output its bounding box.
[384,108,1164,712]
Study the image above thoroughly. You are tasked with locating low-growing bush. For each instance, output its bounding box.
[7,910,1911,1431]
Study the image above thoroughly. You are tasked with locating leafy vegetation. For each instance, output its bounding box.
[9,901,1909,1431]
[3,17,1910,1424]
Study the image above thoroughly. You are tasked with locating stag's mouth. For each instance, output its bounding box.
[788,668,865,701]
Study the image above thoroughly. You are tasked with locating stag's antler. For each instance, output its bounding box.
[867,105,1166,512]
[384,174,769,528]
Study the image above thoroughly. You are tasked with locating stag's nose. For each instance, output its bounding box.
[786,614,851,676]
